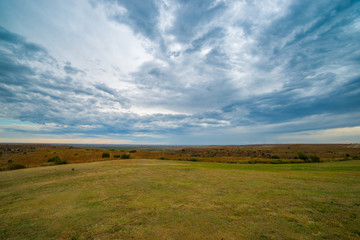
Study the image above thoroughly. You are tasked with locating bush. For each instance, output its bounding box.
[120,154,130,159]
[102,152,110,158]
[270,159,283,164]
[56,160,67,165]
[114,155,121,158]
[297,152,309,161]
[8,164,26,170]
[1,163,26,171]
[189,158,198,162]
[48,156,61,162]
[271,155,280,159]
[129,150,137,153]
[309,155,320,162]
[48,156,67,165]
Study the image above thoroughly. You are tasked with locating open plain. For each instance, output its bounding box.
[1,155,360,239]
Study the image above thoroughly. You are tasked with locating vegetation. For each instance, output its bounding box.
[0,144,359,169]
[114,153,130,159]
[0,163,26,171]
[47,156,67,165]
[296,152,309,161]
[8,163,26,170]
[47,156,61,162]
[120,153,130,159]
[309,155,320,162]
[295,152,321,163]
[0,159,359,239]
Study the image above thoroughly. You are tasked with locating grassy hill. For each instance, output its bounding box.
[1,159,360,239]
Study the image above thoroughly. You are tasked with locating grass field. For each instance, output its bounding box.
[1,144,360,169]
[1,159,360,239]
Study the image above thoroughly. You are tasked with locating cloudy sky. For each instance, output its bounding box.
[0,0,359,145]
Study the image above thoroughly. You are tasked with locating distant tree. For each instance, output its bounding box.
[48,156,67,164]
[48,156,61,162]
[309,155,320,162]
[120,154,130,159]
[297,152,309,161]
[102,152,110,158]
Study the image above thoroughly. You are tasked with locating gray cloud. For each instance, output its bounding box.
[0,25,130,130]
[64,62,83,75]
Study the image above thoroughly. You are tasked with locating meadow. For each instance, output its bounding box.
[1,144,359,169]
[1,158,360,239]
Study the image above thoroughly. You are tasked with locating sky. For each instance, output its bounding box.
[0,0,359,145]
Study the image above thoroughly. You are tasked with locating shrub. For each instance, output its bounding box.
[297,152,309,161]
[8,164,26,170]
[114,155,121,158]
[309,155,320,162]
[129,150,137,153]
[48,156,67,165]
[189,158,198,162]
[56,160,67,165]
[120,154,130,159]
[270,159,283,164]
[102,152,110,158]
[1,163,26,171]
[271,155,280,159]
[48,156,61,162]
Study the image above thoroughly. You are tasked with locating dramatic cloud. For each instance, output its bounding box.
[0,0,359,144]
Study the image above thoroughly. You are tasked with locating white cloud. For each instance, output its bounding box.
[0,0,153,88]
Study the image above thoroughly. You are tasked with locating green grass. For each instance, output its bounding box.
[1,159,360,239]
